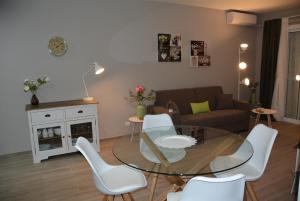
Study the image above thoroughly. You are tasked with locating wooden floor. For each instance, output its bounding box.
[0,121,299,201]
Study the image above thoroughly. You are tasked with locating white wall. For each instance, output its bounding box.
[0,0,257,155]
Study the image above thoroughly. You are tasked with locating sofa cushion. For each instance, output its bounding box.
[193,86,223,110]
[216,94,234,110]
[190,101,211,114]
[155,89,198,114]
[180,109,249,127]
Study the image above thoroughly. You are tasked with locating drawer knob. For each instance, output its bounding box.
[45,114,51,117]
[78,110,83,114]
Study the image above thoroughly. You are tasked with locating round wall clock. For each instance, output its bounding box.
[48,36,68,56]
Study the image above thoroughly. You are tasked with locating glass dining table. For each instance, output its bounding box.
[112,125,253,201]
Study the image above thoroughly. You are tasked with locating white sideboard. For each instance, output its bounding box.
[26,99,100,163]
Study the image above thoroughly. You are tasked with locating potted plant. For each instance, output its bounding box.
[125,85,155,119]
[23,75,50,105]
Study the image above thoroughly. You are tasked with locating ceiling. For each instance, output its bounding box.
[145,0,300,13]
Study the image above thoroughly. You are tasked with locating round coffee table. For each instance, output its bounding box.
[251,108,277,128]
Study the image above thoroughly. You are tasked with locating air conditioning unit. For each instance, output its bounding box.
[226,11,257,26]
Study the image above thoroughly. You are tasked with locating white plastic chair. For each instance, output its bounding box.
[167,174,246,201]
[75,137,147,201]
[140,114,185,163]
[210,124,278,201]
[142,113,174,130]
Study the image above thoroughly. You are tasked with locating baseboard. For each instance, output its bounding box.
[283,117,300,125]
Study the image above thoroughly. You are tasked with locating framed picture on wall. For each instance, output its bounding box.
[191,41,204,56]
[190,40,210,67]
[158,33,181,62]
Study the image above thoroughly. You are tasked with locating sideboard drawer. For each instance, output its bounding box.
[65,106,96,119]
[31,110,64,124]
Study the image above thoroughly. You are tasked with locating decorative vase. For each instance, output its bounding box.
[31,94,39,105]
[249,92,257,105]
[136,105,146,120]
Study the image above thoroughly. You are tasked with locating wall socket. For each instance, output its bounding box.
[124,121,130,127]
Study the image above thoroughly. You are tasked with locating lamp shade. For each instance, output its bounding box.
[240,43,248,51]
[239,62,247,70]
[94,62,105,75]
[241,77,250,86]
[296,74,300,81]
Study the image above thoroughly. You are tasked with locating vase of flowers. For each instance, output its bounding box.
[125,85,155,120]
[23,75,50,105]
[247,81,259,105]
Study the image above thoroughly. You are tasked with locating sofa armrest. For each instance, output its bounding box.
[233,100,251,111]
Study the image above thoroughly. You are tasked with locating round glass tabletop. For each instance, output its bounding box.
[113,125,253,176]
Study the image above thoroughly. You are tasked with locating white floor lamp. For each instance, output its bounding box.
[238,43,248,100]
[82,62,105,101]
[296,74,300,119]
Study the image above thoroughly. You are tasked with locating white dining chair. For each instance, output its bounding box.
[167,174,246,201]
[140,114,185,163]
[142,113,174,130]
[210,124,278,201]
[75,137,147,201]
[142,114,185,201]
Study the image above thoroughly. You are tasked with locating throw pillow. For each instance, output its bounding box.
[216,94,234,109]
[190,101,211,114]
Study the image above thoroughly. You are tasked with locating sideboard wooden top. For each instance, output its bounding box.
[26,99,98,111]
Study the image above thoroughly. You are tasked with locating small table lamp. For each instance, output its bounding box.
[82,62,105,101]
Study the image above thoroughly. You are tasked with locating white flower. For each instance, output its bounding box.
[24,79,29,84]
[24,85,30,92]
[32,81,38,86]
[45,76,50,82]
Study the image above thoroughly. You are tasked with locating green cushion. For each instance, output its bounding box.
[190,101,211,114]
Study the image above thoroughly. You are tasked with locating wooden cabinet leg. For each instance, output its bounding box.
[246,183,258,201]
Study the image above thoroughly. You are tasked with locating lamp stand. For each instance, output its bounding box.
[82,66,95,101]
[238,48,241,100]
[296,81,300,120]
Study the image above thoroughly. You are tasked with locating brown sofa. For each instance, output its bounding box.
[148,86,250,133]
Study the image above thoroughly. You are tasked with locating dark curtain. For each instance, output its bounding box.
[259,18,281,109]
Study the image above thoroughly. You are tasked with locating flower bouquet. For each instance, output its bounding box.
[24,75,50,105]
[125,85,155,119]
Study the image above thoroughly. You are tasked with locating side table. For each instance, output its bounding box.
[251,108,277,128]
[128,116,143,141]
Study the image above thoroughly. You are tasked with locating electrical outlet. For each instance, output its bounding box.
[124,121,130,127]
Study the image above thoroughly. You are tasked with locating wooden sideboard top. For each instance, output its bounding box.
[25,99,98,111]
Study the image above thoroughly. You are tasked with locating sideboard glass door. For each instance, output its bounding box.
[67,118,97,152]
[33,123,66,158]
